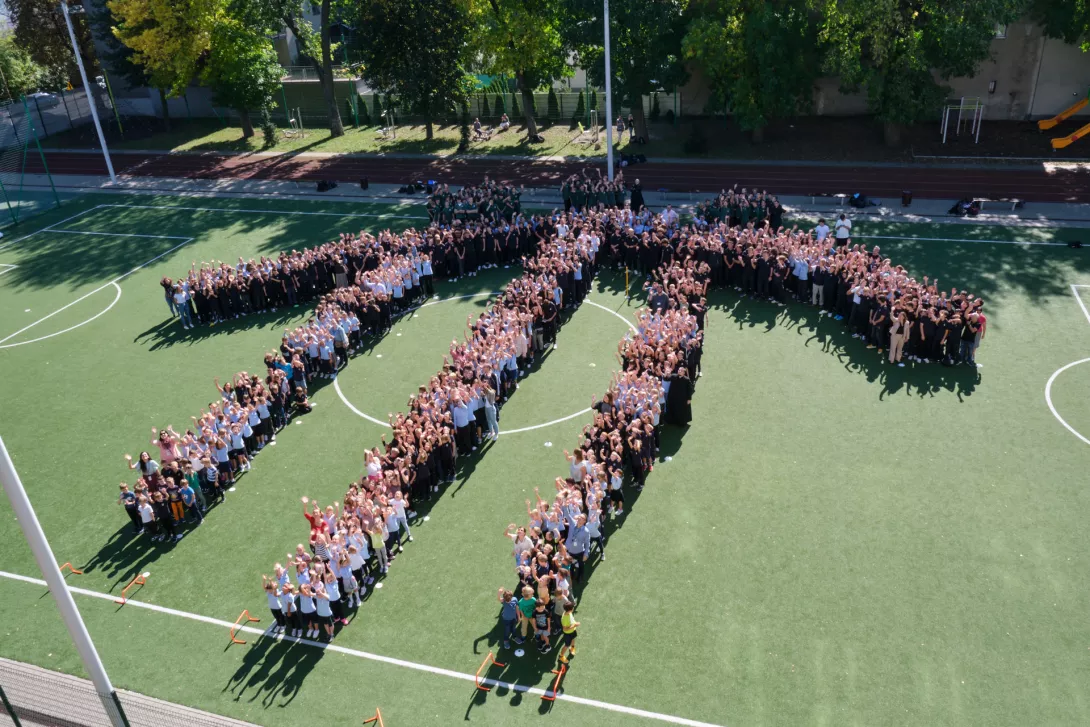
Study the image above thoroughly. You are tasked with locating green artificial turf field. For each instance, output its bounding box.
[0,194,1089,727]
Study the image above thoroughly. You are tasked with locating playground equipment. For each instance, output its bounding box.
[228,610,261,645]
[474,651,505,692]
[941,97,984,144]
[1039,91,1090,149]
[114,572,149,605]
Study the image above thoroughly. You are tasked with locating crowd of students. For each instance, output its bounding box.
[497,206,709,665]
[427,179,524,226]
[686,192,985,367]
[261,192,603,642]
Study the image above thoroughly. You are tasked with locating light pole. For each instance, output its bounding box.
[0,436,129,727]
[60,1,116,182]
[603,0,614,180]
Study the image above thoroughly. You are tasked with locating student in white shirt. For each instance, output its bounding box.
[814,218,830,243]
[834,214,852,246]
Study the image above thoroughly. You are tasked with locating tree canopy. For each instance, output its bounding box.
[683,0,821,140]
[819,0,1022,138]
[7,0,98,89]
[564,0,688,138]
[0,32,44,101]
[355,0,472,139]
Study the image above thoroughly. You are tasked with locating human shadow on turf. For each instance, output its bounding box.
[223,632,326,708]
[716,289,982,401]
[465,424,689,717]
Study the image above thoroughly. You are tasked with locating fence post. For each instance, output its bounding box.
[0,683,22,727]
[0,178,19,226]
[281,83,291,125]
[59,91,74,130]
[21,97,62,208]
[32,96,47,137]
[102,70,123,136]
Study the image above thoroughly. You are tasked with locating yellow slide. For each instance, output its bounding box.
[1038,97,1088,130]
[1051,122,1090,149]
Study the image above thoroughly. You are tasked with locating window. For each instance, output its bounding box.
[994,23,1007,39]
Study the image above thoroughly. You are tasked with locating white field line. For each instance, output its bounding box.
[98,203,427,221]
[0,205,105,254]
[1043,285,1090,447]
[333,296,639,436]
[0,283,122,349]
[0,570,725,727]
[0,237,194,346]
[854,234,1068,247]
[1069,284,1090,326]
[47,229,192,240]
[0,264,16,276]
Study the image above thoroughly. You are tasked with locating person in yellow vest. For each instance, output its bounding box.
[557,601,580,664]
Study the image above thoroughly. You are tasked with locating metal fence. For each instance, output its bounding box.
[0,88,115,148]
[0,657,261,727]
[0,96,63,226]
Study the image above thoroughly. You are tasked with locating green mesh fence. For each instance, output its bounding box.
[0,96,62,228]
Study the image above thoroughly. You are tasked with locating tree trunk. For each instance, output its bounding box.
[883,120,901,147]
[425,118,434,140]
[516,73,539,140]
[424,91,434,139]
[750,124,764,144]
[319,0,345,138]
[157,88,171,132]
[239,109,255,138]
[632,98,648,143]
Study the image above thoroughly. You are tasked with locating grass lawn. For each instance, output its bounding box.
[1,196,1089,726]
[40,117,708,160]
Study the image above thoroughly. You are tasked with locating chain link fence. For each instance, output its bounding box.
[0,657,260,727]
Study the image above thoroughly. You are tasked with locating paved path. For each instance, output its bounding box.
[31,150,1090,203]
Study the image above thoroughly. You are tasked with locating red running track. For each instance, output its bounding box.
[33,150,1090,202]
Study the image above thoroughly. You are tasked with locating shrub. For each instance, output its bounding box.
[260,107,277,149]
[649,93,660,122]
[495,94,505,115]
[572,89,585,127]
[358,93,370,125]
[664,108,675,124]
[547,88,559,122]
[511,93,521,118]
[481,93,491,119]
[458,100,471,152]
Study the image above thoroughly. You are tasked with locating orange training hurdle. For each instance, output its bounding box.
[474,651,506,692]
[362,706,385,726]
[229,609,261,645]
[541,663,567,702]
[114,571,149,605]
[58,562,83,575]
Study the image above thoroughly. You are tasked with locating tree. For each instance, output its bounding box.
[683,0,821,142]
[1027,0,1090,50]
[7,0,98,89]
[231,0,346,137]
[93,0,174,129]
[201,17,283,137]
[108,0,216,97]
[0,33,44,101]
[470,0,570,140]
[819,0,1022,144]
[355,0,471,140]
[564,0,689,143]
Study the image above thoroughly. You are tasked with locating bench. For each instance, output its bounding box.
[808,192,849,206]
[973,197,1024,212]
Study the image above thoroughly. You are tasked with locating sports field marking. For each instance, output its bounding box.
[0,282,123,350]
[1044,285,1090,446]
[98,203,428,221]
[0,237,194,347]
[333,296,639,435]
[0,570,725,727]
[47,229,192,241]
[0,205,105,254]
[854,234,1068,247]
[0,264,16,276]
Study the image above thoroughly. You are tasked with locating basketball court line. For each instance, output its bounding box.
[0,570,725,727]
